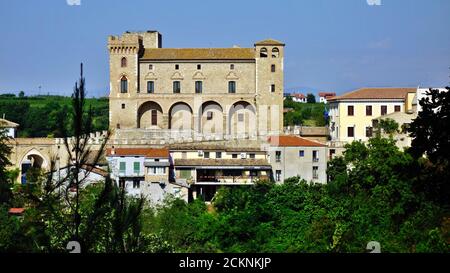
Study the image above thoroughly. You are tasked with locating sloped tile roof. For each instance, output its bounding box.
[328,88,416,101]
[254,39,285,46]
[106,148,169,158]
[141,48,255,60]
[0,118,19,128]
[268,135,326,147]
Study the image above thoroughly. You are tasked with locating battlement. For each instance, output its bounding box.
[108,30,162,53]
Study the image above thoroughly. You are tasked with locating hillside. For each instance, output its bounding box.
[0,94,109,137]
[283,97,327,127]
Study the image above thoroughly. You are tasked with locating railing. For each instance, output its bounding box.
[197,175,269,183]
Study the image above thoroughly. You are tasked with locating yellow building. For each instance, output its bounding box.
[328,87,416,145]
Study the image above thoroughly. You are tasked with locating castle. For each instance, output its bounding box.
[107,30,285,140]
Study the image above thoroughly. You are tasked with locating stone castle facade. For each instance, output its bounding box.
[108,30,284,140]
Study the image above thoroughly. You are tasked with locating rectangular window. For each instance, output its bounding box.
[275,151,281,162]
[195,81,202,93]
[299,150,304,157]
[228,81,236,93]
[275,170,282,182]
[197,64,201,70]
[119,162,126,174]
[366,105,372,116]
[207,111,213,120]
[249,153,255,159]
[313,150,319,162]
[175,64,179,70]
[121,104,125,109]
[180,169,191,179]
[232,154,238,159]
[348,105,354,116]
[366,126,373,138]
[147,81,154,93]
[313,166,319,180]
[271,64,276,72]
[151,110,157,125]
[347,126,354,137]
[173,81,181,93]
[395,105,401,112]
[133,180,140,189]
[149,64,153,70]
[271,84,275,92]
[230,64,234,70]
[381,105,387,115]
[204,152,210,159]
[149,167,165,175]
[133,162,140,174]
[216,152,222,159]
[119,179,125,189]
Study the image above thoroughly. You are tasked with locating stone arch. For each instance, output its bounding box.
[20,149,49,184]
[200,101,224,135]
[228,101,256,137]
[168,102,193,130]
[137,101,164,129]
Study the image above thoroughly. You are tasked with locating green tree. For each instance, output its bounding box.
[306,93,316,103]
[408,87,450,207]
[0,129,13,205]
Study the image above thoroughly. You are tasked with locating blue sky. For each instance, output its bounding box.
[0,0,449,97]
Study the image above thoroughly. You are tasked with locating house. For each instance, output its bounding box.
[267,135,327,183]
[106,147,189,205]
[291,93,307,103]
[0,118,19,138]
[328,87,417,144]
[169,141,271,202]
[318,92,336,104]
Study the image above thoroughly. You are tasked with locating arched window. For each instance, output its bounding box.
[272,47,279,58]
[121,57,127,67]
[120,76,128,93]
[260,47,268,58]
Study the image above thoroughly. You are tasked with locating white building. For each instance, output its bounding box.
[267,135,327,183]
[291,93,307,103]
[0,118,19,138]
[415,87,448,113]
[318,92,336,104]
[106,147,189,205]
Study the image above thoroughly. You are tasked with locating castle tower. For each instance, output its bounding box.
[108,31,162,130]
[254,39,285,134]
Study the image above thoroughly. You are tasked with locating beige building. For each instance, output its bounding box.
[328,87,417,145]
[108,30,284,140]
[168,140,271,202]
[267,135,327,183]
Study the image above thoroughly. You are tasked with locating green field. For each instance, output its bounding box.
[283,97,327,127]
[0,94,109,137]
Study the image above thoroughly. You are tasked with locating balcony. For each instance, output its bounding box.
[313,157,319,163]
[196,175,269,185]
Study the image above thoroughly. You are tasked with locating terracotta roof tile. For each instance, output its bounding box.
[318,92,336,97]
[106,148,169,158]
[9,208,25,214]
[328,88,416,101]
[141,48,255,60]
[268,135,326,147]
